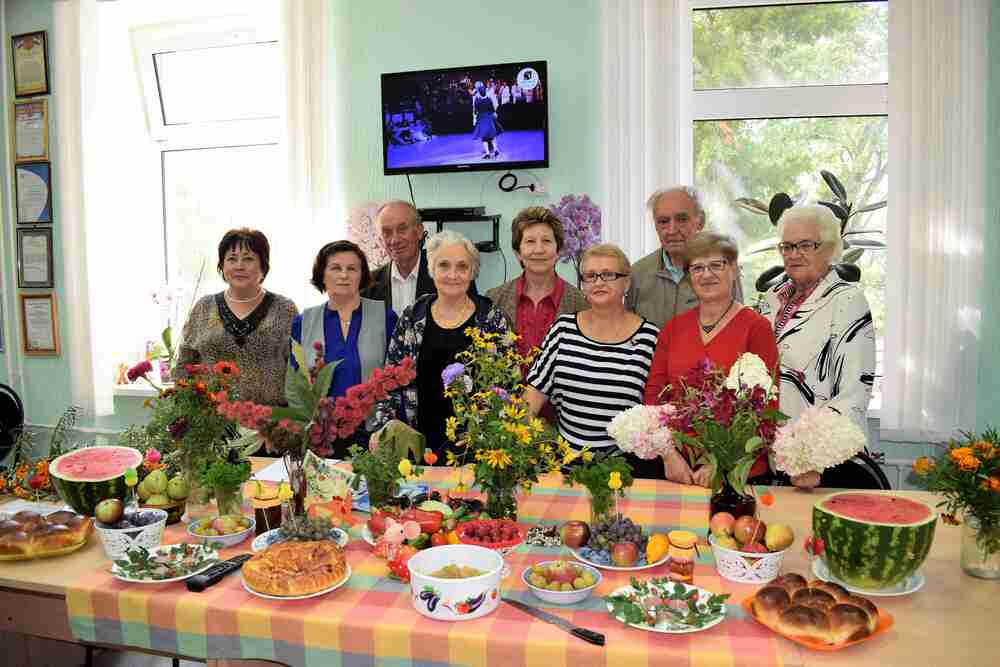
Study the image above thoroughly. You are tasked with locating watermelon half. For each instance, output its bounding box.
[813,490,937,589]
[50,446,143,516]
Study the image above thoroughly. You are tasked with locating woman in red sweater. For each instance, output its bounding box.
[644,232,778,485]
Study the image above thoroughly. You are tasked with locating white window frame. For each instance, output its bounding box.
[685,0,889,415]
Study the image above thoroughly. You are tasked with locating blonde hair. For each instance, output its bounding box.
[685,232,739,267]
[580,243,631,275]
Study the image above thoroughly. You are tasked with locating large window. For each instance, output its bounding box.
[690,0,888,406]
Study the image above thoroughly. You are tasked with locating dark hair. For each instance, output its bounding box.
[217,228,270,279]
[310,240,372,293]
[511,206,566,254]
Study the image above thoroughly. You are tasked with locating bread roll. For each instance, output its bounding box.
[0,511,92,558]
[46,510,79,525]
[811,580,850,602]
[792,587,838,611]
[829,603,873,644]
[772,573,808,595]
[778,605,831,643]
[844,594,879,632]
[750,586,791,626]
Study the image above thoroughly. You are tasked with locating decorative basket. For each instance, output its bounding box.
[709,534,787,584]
[94,509,168,560]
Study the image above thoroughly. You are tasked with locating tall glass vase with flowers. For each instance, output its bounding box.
[128,360,242,522]
[562,450,633,525]
[218,341,418,523]
[659,353,785,519]
[912,428,1000,579]
[443,328,573,520]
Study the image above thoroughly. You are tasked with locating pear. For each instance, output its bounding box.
[765,523,795,552]
[167,476,189,501]
[144,469,168,494]
[137,478,152,501]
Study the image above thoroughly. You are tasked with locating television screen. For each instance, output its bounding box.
[381,61,549,175]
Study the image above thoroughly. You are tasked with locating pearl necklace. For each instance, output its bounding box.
[226,288,265,303]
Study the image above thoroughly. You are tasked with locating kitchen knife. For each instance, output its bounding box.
[504,598,605,646]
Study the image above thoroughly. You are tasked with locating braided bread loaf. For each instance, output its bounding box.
[0,510,93,558]
[750,573,879,645]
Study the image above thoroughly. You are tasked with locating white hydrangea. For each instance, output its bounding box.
[771,407,868,477]
[607,405,675,460]
[725,352,774,395]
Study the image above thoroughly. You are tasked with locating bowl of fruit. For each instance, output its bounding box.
[522,559,602,605]
[93,502,168,561]
[456,519,527,557]
[566,515,667,570]
[187,514,255,548]
[137,470,189,525]
[708,512,794,584]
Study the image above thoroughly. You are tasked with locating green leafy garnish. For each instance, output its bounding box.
[607,576,729,630]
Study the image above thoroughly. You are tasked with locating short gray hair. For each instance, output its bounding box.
[646,186,706,222]
[776,205,844,263]
[425,230,481,279]
[375,199,422,227]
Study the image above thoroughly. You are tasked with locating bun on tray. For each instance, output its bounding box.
[749,573,879,645]
[0,510,93,558]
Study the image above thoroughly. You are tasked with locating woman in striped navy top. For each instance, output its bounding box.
[524,244,663,478]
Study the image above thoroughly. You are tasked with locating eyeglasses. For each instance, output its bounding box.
[777,240,823,255]
[580,271,628,284]
[688,259,728,277]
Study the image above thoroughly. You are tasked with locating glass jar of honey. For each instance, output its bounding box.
[667,530,698,584]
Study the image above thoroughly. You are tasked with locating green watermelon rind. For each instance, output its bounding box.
[49,446,143,516]
[813,490,937,589]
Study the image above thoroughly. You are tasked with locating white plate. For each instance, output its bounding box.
[812,558,926,597]
[571,548,669,572]
[251,527,350,553]
[241,563,352,600]
[361,524,377,547]
[607,581,727,634]
[111,544,219,583]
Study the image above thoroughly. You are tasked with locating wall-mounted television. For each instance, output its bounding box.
[381,60,549,175]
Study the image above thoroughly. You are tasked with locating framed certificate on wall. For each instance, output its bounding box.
[11,31,50,98]
[13,98,48,162]
[20,293,60,356]
[16,227,54,288]
[15,161,52,224]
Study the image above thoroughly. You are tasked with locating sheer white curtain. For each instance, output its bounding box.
[600,0,690,258]
[881,0,989,440]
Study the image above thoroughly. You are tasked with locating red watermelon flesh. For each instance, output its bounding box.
[820,492,931,525]
[50,446,143,515]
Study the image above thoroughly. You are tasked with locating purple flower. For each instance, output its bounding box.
[167,416,190,439]
[492,387,511,402]
[441,363,466,387]
[548,194,602,266]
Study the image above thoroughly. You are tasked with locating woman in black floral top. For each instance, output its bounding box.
[175,228,298,406]
[372,231,511,460]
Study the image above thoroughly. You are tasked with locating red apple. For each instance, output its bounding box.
[709,512,735,537]
[611,541,639,567]
[95,498,123,525]
[545,561,579,584]
[733,516,767,545]
[560,520,590,549]
[740,541,770,554]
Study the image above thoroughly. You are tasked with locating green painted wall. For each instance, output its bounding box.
[979,0,1000,432]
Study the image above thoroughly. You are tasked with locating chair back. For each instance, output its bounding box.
[0,383,25,464]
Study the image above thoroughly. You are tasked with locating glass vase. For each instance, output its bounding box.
[180,458,214,524]
[484,485,518,520]
[366,478,399,511]
[214,485,243,517]
[709,483,756,520]
[588,489,618,527]
[283,454,307,518]
[960,515,1000,579]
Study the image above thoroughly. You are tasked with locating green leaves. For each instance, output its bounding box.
[606,576,730,629]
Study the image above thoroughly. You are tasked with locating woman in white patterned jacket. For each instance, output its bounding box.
[757,205,876,489]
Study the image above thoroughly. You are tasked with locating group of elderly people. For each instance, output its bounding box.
[175,188,875,487]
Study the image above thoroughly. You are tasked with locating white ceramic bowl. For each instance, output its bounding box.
[709,533,788,584]
[522,560,602,605]
[407,544,504,621]
[95,509,168,560]
[186,516,255,548]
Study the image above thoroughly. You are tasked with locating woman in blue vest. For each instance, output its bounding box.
[288,240,398,457]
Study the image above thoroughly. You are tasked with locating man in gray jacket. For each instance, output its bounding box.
[626,186,742,327]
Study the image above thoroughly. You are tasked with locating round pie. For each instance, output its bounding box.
[243,540,347,596]
[0,510,93,558]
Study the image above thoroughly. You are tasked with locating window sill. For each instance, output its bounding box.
[113,383,173,398]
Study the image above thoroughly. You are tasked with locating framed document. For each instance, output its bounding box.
[13,98,48,162]
[15,161,52,224]
[17,227,54,288]
[11,31,50,98]
[20,293,60,356]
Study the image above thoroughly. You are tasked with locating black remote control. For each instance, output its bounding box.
[186,553,253,592]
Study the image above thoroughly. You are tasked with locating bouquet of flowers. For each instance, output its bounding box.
[912,428,1000,557]
[348,421,428,510]
[443,328,574,519]
[549,194,601,273]
[0,407,80,501]
[663,353,784,495]
[770,406,867,477]
[219,341,418,516]
[562,449,633,524]
[607,404,677,460]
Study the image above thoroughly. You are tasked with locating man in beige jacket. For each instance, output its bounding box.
[626,186,742,327]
